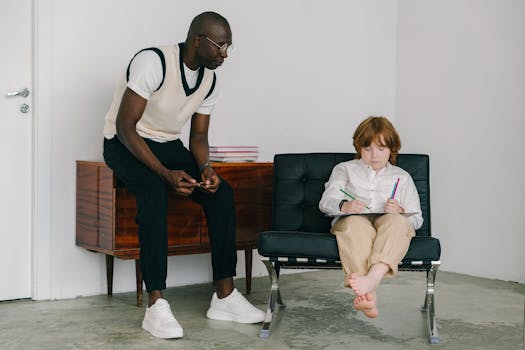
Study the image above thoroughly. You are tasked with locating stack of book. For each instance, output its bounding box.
[209,146,259,162]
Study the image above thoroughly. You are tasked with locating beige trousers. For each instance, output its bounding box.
[331,213,415,286]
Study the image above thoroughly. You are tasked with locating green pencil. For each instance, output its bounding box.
[339,188,356,200]
[339,188,372,210]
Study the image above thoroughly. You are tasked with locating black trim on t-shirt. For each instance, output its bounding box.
[205,73,217,99]
[178,42,204,96]
[126,47,166,92]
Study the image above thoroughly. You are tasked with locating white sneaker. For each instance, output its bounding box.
[206,288,266,324]
[142,298,183,339]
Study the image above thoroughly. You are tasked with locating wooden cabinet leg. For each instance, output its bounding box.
[106,255,114,296]
[245,249,253,294]
[135,259,143,307]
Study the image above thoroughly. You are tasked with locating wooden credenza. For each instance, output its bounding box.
[75,161,273,306]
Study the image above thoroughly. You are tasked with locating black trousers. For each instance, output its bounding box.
[103,137,237,292]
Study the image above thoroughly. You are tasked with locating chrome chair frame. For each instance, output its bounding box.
[260,258,441,344]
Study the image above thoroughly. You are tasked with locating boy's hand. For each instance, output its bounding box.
[384,198,404,213]
[341,199,367,214]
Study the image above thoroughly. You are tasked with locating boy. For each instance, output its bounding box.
[319,116,423,318]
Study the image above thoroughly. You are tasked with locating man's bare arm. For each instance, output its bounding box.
[115,88,198,195]
[190,113,220,192]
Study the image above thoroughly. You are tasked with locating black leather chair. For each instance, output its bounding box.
[257,153,441,344]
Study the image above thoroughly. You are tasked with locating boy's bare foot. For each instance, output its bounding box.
[354,292,378,318]
[349,273,381,297]
[349,264,389,296]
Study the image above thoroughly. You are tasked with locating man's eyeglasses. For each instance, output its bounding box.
[199,34,233,55]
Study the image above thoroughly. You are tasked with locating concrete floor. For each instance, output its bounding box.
[0,270,523,350]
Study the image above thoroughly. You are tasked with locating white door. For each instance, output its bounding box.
[0,0,32,300]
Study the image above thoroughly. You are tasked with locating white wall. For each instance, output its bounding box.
[34,0,398,299]
[35,0,523,301]
[396,0,525,283]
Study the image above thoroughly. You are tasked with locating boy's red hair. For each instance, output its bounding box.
[353,116,401,164]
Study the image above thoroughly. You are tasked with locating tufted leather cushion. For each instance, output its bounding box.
[258,153,440,262]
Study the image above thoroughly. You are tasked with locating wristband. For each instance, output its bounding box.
[199,161,211,172]
[339,199,347,211]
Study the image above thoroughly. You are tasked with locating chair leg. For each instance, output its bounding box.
[421,263,440,344]
[260,260,285,338]
[273,262,285,306]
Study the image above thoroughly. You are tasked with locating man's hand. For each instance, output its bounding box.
[164,170,200,196]
[199,167,221,193]
[384,198,404,213]
[341,199,367,214]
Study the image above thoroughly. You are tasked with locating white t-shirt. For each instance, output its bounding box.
[127,50,218,115]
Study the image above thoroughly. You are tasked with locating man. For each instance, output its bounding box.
[102,12,265,339]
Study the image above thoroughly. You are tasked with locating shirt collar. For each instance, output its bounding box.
[357,158,393,172]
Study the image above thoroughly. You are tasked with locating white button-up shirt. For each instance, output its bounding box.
[319,159,423,230]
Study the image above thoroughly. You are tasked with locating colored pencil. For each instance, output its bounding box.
[339,188,356,200]
[390,178,400,199]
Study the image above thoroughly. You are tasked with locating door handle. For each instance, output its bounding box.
[6,88,30,98]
